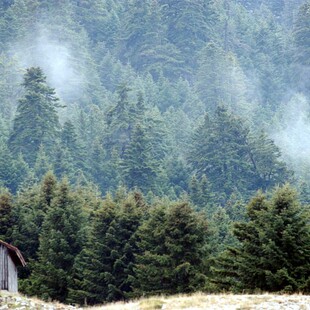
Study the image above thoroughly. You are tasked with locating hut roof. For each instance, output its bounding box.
[0,240,26,267]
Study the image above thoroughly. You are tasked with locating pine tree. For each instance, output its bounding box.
[0,190,14,240]
[118,0,183,79]
[248,131,291,190]
[133,202,208,296]
[188,106,251,199]
[60,120,87,173]
[159,0,216,71]
[10,172,58,265]
[69,192,145,304]
[33,145,53,181]
[105,84,134,158]
[28,179,84,302]
[8,67,60,166]
[122,124,157,193]
[212,185,310,292]
[293,2,310,66]
[292,2,310,94]
[189,174,214,211]
[0,142,18,192]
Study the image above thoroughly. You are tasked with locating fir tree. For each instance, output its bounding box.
[69,192,145,304]
[8,67,60,166]
[133,202,208,296]
[122,124,157,193]
[28,178,84,302]
[60,120,87,173]
[0,190,14,240]
[212,184,310,293]
[188,106,251,199]
[33,145,53,181]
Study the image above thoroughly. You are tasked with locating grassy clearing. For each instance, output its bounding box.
[1,291,309,309]
[85,292,310,310]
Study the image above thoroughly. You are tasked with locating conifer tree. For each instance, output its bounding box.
[293,2,310,66]
[212,185,310,292]
[0,142,18,192]
[0,191,14,240]
[8,67,60,166]
[69,192,146,304]
[122,124,157,193]
[33,145,53,181]
[28,178,84,302]
[159,0,216,71]
[248,131,291,190]
[60,120,87,173]
[10,172,58,266]
[188,106,251,198]
[133,202,208,296]
[105,84,133,158]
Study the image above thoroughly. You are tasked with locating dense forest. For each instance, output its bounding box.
[0,0,310,304]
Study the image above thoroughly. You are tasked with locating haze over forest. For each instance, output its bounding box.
[0,0,309,305]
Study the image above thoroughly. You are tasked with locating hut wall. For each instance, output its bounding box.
[0,244,18,292]
[0,244,8,290]
[8,254,18,292]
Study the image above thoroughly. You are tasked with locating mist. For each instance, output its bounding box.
[271,93,310,175]
[9,27,84,106]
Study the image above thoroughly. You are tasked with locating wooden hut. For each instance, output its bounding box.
[0,240,26,292]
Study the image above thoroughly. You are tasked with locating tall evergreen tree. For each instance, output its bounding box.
[61,121,85,167]
[105,84,134,158]
[159,0,216,71]
[212,185,310,292]
[188,106,252,199]
[10,172,58,263]
[122,124,157,193]
[293,2,310,66]
[0,190,14,240]
[133,202,208,296]
[28,178,84,302]
[247,131,291,190]
[33,145,53,181]
[119,0,183,79]
[8,67,60,166]
[292,2,310,94]
[69,192,145,304]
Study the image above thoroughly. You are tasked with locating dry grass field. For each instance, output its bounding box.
[86,293,310,310]
[1,291,309,309]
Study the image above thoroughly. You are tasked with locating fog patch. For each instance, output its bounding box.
[271,93,310,177]
[9,27,84,104]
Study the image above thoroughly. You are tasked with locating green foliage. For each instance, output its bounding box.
[69,191,146,305]
[0,0,309,303]
[247,131,292,190]
[212,184,310,293]
[122,124,158,193]
[188,106,290,201]
[10,172,57,262]
[293,2,310,66]
[133,202,208,296]
[8,67,60,166]
[189,174,215,211]
[188,106,251,198]
[0,190,14,240]
[119,0,183,79]
[26,178,84,302]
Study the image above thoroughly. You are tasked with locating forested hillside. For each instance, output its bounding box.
[0,0,309,305]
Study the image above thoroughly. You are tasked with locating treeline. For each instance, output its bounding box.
[0,67,295,203]
[0,0,310,201]
[0,173,309,304]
